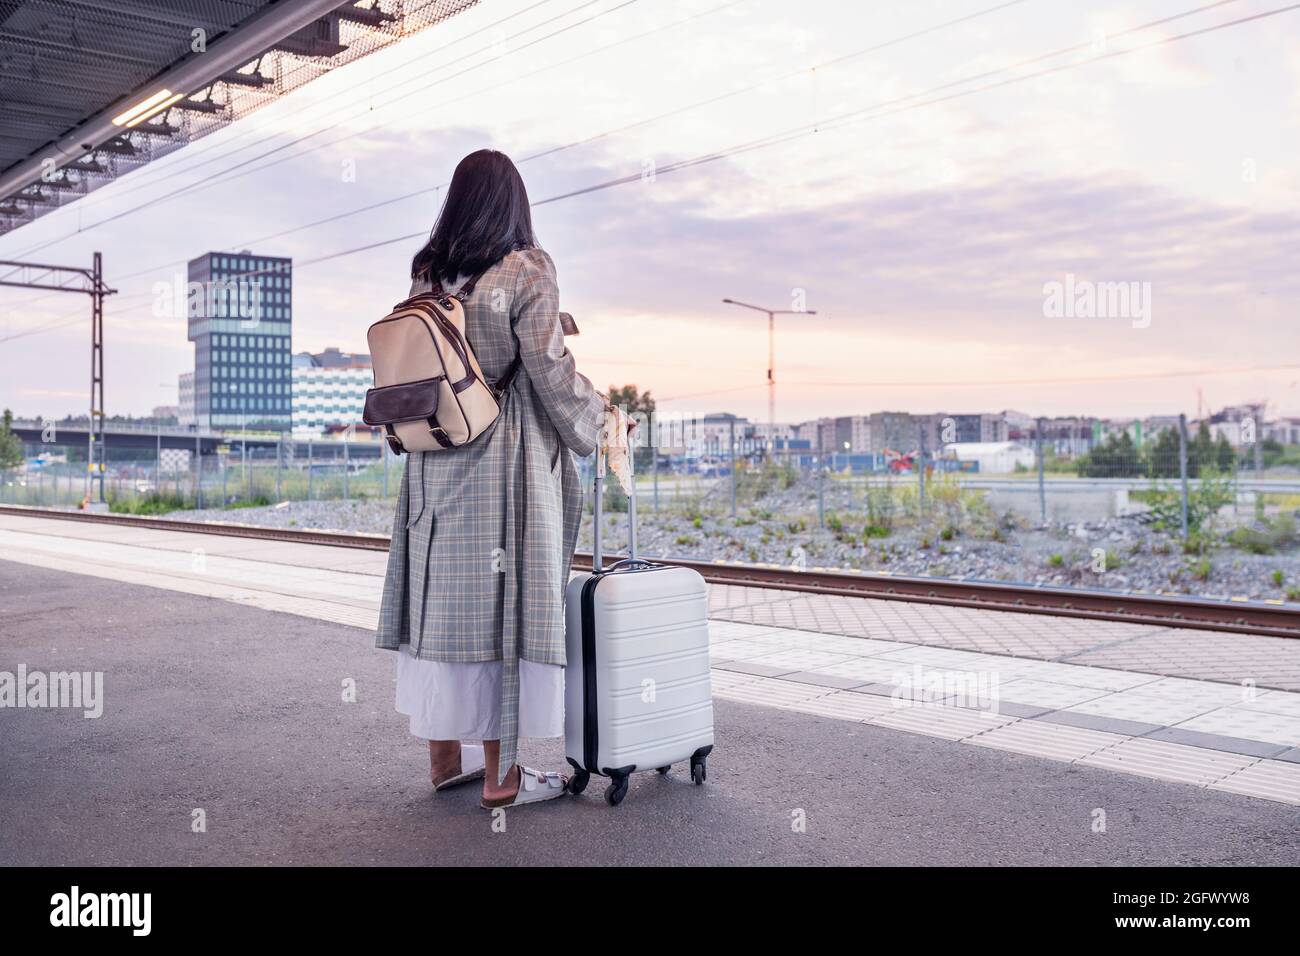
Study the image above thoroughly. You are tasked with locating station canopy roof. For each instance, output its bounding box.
[0,0,478,237]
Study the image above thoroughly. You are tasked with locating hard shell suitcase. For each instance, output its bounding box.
[564,434,714,806]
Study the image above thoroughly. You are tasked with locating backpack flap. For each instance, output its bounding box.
[363,376,445,454]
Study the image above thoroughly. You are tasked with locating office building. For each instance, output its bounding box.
[177,372,195,427]
[186,249,293,431]
[292,348,372,432]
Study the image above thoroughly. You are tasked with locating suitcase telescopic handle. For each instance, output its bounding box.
[592,445,604,571]
[591,408,638,572]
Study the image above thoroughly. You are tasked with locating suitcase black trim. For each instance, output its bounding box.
[579,574,602,774]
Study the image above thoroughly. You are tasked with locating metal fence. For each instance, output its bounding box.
[1,434,401,512]
[578,413,1300,604]
[4,411,1297,602]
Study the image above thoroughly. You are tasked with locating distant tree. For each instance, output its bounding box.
[0,409,24,470]
[1214,432,1236,472]
[605,385,656,472]
[1145,427,1182,478]
[1078,432,1142,478]
[1189,421,1214,478]
[605,384,655,418]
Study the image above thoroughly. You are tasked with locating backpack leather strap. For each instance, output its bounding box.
[493,355,522,397]
[430,264,491,301]
[432,262,522,399]
[453,265,491,301]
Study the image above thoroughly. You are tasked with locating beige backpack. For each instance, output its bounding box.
[363,268,520,454]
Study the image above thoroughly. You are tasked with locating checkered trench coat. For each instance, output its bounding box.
[375,247,604,784]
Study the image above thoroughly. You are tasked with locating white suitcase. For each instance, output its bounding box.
[564,441,714,806]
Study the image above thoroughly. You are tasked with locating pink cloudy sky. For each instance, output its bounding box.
[1,0,1298,425]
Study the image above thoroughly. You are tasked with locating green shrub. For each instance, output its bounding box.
[1227,514,1297,555]
[864,481,896,536]
[108,493,187,516]
[1142,470,1233,533]
[223,495,271,510]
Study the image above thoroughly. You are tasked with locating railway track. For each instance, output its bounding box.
[3,503,1298,640]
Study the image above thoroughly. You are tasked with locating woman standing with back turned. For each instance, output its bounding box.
[376,149,607,809]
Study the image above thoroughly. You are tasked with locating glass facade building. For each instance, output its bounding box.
[186,250,293,431]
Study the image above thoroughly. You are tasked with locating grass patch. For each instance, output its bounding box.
[108,493,187,516]
[223,495,273,510]
[1227,514,1297,555]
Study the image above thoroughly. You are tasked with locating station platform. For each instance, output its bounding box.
[2,511,1299,864]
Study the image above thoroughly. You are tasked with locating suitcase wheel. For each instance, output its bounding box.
[689,746,712,786]
[568,769,590,796]
[605,778,629,806]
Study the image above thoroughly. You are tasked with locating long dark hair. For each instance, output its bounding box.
[410,149,536,283]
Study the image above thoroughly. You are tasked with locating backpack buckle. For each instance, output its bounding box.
[428,424,454,448]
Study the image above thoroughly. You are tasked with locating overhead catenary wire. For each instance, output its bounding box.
[1,0,717,311]
[132,0,1257,268]
[4,1,1294,353]
[95,0,755,279]
[6,0,645,262]
[0,0,1192,293]
[5,0,1065,302]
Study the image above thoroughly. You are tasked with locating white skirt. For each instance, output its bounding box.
[393,649,565,741]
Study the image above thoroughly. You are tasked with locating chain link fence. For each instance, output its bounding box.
[3,411,1297,601]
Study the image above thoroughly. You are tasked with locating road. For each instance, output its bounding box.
[1,560,1296,866]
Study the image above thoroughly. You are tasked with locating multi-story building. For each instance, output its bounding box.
[1033,416,1096,457]
[866,411,931,454]
[694,412,750,457]
[291,348,373,432]
[177,372,195,427]
[1002,409,1035,442]
[748,421,797,448]
[935,412,1006,445]
[1264,417,1300,445]
[1143,414,1183,438]
[186,249,293,431]
[825,415,871,454]
[1204,404,1264,447]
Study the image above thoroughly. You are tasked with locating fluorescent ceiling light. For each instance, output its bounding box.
[111,89,184,127]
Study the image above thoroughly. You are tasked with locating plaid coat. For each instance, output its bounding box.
[375,248,604,784]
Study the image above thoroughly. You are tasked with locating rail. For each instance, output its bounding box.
[2,504,1297,639]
